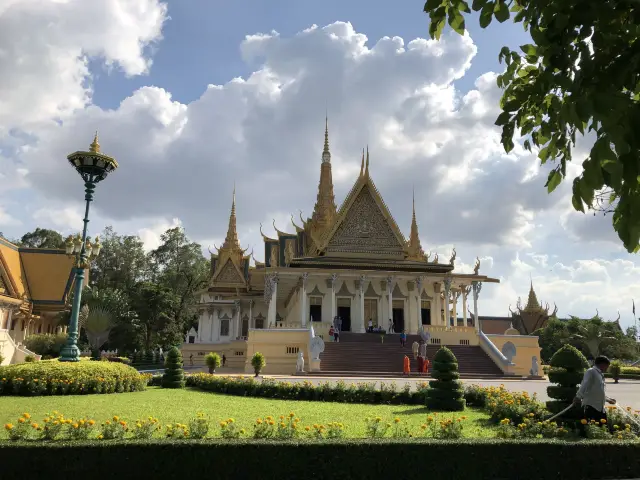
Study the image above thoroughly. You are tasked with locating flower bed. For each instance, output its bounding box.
[3,410,469,442]
[0,361,149,396]
[1,439,639,480]
[186,374,430,405]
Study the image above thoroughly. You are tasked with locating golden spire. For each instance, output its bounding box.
[524,280,541,311]
[310,117,337,233]
[360,148,365,177]
[322,115,330,162]
[407,187,425,260]
[222,185,241,250]
[364,145,370,177]
[89,131,100,154]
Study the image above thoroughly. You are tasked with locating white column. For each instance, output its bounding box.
[209,310,215,342]
[197,315,203,343]
[416,277,423,331]
[472,281,482,333]
[357,275,366,333]
[300,273,308,326]
[248,300,254,329]
[234,301,241,340]
[431,282,440,325]
[266,274,279,327]
[386,276,394,332]
[452,290,458,327]
[443,277,452,328]
[462,286,469,327]
[330,273,338,320]
[215,309,220,341]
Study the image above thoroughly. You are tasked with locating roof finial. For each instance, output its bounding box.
[322,114,331,163]
[365,145,370,176]
[89,131,100,154]
[223,185,240,250]
[360,148,365,176]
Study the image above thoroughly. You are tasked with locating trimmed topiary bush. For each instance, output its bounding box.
[162,347,185,389]
[426,346,465,411]
[205,352,221,374]
[546,345,589,420]
[144,350,154,365]
[0,360,148,395]
[609,360,622,384]
[251,352,266,377]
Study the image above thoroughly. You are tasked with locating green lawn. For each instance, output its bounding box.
[0,387,495,439]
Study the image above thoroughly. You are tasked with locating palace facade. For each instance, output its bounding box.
[189,120,500,343]
[0,237,75,364]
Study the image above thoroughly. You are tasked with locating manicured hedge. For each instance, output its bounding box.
[187,374,429,405]
[0,360,149,396]
[0,439,638,480]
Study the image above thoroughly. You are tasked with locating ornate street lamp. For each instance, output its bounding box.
[59,133,118,362]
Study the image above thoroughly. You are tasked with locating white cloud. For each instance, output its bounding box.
[0,0,168,134]
[0,14,638,330]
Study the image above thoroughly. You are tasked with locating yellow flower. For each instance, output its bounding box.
[280,423,286,428]
[394,418,400,423]
[600,419,607,424]
[220,421,227,428]
[305,426,311,431]
[97,434,104,440]
[420,424,427,430]
[268,421,275,426]
[580,419,587,425]
[136,423,142,428]
[22,413,30,419]
[4,423,13,430]
[72,424,79,429]
[289,412,295,418]
[240,429,246,435]
[113,416,119,422]
[88,420,95,426]
[227,418,234,423]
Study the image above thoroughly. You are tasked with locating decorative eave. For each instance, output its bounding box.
[260,223,277,243]
[273,219,296,237]
[288,255,455,273]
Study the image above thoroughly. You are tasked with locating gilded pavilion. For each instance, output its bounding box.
[189,120,500,343]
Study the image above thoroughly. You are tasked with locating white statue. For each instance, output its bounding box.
[309,336,325,361]
[296,351,305,373]
[530,356,539,376]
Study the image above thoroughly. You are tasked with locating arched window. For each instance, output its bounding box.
[254,314,264,329]
[220,318,230,337]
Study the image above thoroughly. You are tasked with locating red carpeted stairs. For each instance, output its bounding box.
[310,332,508,378]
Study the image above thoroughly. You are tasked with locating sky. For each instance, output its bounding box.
[0,0,638,330]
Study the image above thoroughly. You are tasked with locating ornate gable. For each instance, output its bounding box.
[213,259,245,285]
[324,184,407,258]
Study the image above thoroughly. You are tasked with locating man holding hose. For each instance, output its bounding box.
[573,356,617,425]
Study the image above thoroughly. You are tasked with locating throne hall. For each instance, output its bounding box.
[182,120,542,377]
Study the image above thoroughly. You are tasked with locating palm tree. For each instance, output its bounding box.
[571,318,616,360]
[79,305,114,358]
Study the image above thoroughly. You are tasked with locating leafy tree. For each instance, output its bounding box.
[20,228,64,249]
[149,227,209,341]
[421,0,640,252]
[426,346,465,411]
[162,346,185,389]
[91,226,149,291]
[130,282,178,350]
[205,352,221,373]
[251,352,266,377]
[534,317,570,362]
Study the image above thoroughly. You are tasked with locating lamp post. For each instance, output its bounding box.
[59,133,118,362]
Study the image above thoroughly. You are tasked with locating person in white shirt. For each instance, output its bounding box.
[573,356,616,425]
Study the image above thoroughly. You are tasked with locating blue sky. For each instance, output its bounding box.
[91,0,530,109]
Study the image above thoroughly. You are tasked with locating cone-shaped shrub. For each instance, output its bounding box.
[546,344,589,419]
[162,346,185,389]
[144,349,154,365]
[426,346,465,411]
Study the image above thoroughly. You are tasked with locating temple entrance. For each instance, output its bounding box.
[421,300,431,325]
[392,300,404,333]
[337,298,351,332]
[363,298,378,329]
[309,296,322,323]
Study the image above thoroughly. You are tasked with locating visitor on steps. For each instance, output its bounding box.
[423,356,430,374]
[388,319,394,334]
[329,325,335,342]
[400,331,407,347]
[573,355,616,431]
[334,328,340,343]
[412,341,419,359]
[403,355,410,376]
[222,354,226,367]
[368,319,373,332]
[418,340,427,358]
[417,355,424,373]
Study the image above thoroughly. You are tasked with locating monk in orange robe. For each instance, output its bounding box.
[403,355,411,376]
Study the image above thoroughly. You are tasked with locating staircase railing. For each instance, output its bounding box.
[0,329,41,364]
[478,330,514,375]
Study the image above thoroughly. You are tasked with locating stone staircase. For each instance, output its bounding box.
[312,332,507,378]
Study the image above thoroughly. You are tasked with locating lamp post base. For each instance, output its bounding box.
[59,343,81,362]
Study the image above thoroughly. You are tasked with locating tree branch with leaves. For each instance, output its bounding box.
[423,0,640,252]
